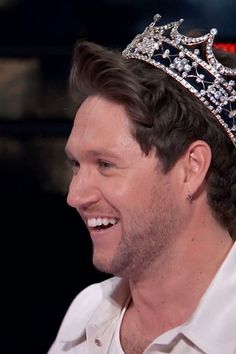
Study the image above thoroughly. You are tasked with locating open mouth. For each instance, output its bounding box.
[92,224,114,231]
[87,217,118,231]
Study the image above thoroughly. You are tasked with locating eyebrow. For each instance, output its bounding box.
[86,149,122,159]
[64,147,122,161]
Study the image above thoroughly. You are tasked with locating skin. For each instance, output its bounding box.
[66,94,233,353]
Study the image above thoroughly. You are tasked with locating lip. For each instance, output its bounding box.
[84,215,119,219]
[82,213,119,220]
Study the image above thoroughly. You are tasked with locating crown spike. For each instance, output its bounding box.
[153,14,161,23]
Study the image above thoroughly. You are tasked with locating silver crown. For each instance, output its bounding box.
[122,14,236,147]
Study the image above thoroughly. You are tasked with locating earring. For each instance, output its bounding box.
[186,191,193,203]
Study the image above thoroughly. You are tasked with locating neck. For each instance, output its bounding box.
[126,221,233,337]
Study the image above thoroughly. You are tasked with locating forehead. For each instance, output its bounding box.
[66,95,137,156]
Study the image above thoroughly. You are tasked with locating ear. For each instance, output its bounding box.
[180,140,212,198]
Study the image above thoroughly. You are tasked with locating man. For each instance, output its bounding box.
[48,14,236,354]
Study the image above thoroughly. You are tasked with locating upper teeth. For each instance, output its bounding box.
[87,217,117,228]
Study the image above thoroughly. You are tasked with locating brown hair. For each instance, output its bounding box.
[70,41,236,238]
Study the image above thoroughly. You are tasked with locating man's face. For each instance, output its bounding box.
[66,95,181,279]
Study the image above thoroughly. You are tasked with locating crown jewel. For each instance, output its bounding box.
[122,14,236,147]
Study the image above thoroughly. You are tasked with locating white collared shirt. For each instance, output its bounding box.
[48,242,236,354]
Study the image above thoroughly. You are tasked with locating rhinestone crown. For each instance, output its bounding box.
[122,14,236,147]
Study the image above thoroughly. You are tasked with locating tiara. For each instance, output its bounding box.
[122,14,236,147]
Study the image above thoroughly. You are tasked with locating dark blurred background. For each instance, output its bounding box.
[1,1,235,354]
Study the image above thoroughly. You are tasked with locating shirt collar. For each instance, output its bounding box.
[182,241,236,354]
[86,278,130,353]
[60,277,129,348]
[88,276,130,327]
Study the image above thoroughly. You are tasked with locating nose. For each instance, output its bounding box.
[67,171,100,210]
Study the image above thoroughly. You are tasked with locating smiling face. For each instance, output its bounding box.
[66,95,181,279]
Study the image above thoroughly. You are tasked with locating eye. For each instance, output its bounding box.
[98,160,113,170]
[67,158,80,175]
[72,160,80,175]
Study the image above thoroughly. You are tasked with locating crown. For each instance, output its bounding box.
[122,14,236,147]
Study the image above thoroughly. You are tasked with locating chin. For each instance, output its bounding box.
[92,253,113,274]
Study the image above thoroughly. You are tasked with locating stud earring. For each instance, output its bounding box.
[186,191,193,203]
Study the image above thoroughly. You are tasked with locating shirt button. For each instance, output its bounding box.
[95,338,102,347]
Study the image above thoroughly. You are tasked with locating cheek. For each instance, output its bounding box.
[105,175,156,211]
[99,179,137,213]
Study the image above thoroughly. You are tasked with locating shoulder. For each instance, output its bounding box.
[55,276,122,340]
[67,276,122,316]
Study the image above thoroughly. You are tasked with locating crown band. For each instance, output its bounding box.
[122,14,236,147]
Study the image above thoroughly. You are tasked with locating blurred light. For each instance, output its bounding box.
[214,43,236,53]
